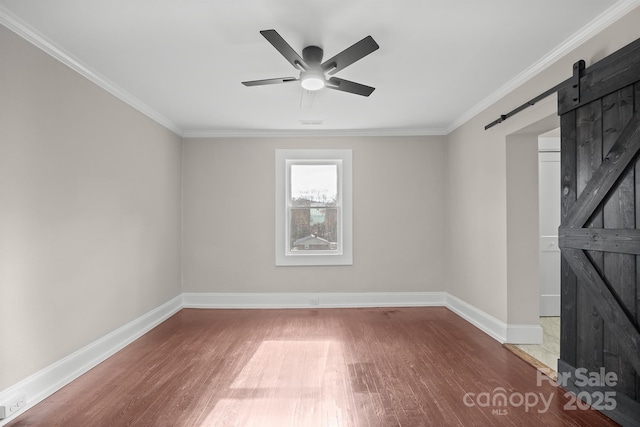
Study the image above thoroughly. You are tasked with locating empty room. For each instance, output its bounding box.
[2,1,640,426]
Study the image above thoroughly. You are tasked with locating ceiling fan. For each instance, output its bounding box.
[242,30,379,97]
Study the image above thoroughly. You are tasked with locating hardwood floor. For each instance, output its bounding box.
[7,308,617,426]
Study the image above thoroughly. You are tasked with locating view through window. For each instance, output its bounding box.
[289,164,339,252]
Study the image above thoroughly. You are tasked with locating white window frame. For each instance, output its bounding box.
[275,149,352,266]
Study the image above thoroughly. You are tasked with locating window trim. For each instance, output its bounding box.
[275,149,353,266]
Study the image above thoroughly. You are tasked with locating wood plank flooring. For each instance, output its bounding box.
[6,308,617,426]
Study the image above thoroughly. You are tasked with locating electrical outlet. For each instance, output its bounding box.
[0,394,26,419]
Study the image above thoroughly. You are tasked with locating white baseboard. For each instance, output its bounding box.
[507,324,544,344]
[1,290,544,425]
[182,292,446,309]
[444,294,543,345]
[0,295,183,426]
[539,294,561,316]
[445,293,508,343]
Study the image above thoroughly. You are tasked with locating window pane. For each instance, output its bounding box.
[290,208,338,251]
[276,149,351,265]
[290,164,337,206]
[289,164,338,252]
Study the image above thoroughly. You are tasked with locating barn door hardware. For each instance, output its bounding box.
[569,60,585,106]
[484,60,585,130]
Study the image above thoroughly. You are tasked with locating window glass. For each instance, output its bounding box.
[290,164,338,252]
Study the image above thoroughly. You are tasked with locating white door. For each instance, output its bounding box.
[538,137,561,316]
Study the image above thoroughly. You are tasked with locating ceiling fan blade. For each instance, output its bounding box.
[321,36,379,75]
[260,29,308,71]
[242,77,298,86]
[327,77,375,97]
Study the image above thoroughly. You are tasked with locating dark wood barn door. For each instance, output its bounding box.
[557,37,640,426]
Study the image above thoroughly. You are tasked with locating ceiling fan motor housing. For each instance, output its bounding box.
[300,46,325,90]
[302,46,324,65]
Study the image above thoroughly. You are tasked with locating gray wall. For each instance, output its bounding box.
[446,6,640,325]
[182,136,447,293]
[0,26,182,390]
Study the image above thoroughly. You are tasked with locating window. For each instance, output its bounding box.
[275,149,352,266]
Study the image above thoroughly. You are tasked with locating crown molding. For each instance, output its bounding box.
[0,7,445,139]
[3,0,638,139]
[0,6,184,136]
[182,127,448,138]
[445,0,640,135]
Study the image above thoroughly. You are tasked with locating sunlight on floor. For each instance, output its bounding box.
[202,340,347,426]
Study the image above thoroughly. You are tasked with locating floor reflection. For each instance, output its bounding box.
[201,340,347,426]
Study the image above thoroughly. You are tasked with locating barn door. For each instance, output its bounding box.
[557,37,640,426]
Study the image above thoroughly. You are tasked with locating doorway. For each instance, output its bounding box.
[504,35,640,426]
[538,128,561,317]
[514,128,561,370]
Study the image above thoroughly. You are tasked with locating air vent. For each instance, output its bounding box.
[299,120,324,125]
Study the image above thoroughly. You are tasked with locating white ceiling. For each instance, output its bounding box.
[0,0,633,136]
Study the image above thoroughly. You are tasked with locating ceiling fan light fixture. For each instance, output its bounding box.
[242,30,378,97]
[300,69,325,91]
